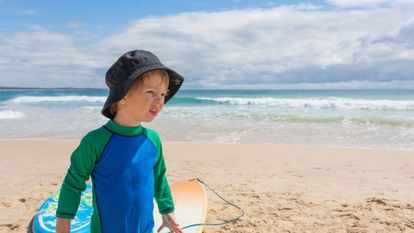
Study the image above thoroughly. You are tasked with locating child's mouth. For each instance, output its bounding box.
[149,109,158,116]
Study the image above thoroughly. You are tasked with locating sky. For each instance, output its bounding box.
[1,0,414,89]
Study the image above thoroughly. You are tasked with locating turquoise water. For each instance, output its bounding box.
[0,88,413,149]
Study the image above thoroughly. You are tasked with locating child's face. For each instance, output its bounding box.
[117,72,168,123]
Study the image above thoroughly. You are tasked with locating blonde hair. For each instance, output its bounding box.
[110,70,169,116]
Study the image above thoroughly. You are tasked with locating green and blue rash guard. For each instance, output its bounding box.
[56,120,175,233]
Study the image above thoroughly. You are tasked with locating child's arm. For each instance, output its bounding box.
[149,131,180,232]
[55,218,71,233]
[56,136,97,223]
[146,129,180,231]
[153,141,175,215]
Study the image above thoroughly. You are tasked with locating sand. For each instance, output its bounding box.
[0,139,413,233]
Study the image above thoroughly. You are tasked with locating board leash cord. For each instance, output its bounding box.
[168,178,245,232]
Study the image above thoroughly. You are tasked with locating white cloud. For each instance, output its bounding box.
[0,3,414,88]
[0,27,105,87]
[326,0,392,8]
[97,5,414,88]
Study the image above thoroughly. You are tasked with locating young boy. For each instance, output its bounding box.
[55,50,184,233]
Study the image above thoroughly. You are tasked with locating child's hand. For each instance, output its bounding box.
[55,218,71,233]
[157,212,183,233]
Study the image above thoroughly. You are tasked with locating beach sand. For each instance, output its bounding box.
[0,139,413,233]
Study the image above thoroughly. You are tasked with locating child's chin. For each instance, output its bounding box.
[142,118,155,123]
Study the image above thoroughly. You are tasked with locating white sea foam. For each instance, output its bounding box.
[196,97,414,110]
[82,106,101,110]
[0,110,24,119]
[10,96,106,104]
[82,106,102,113]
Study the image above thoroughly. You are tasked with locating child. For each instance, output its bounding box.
[55,50,184,233]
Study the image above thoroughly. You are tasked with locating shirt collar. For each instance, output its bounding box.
[104,120,144,136]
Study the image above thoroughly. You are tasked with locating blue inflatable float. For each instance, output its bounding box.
[31,184,93,233]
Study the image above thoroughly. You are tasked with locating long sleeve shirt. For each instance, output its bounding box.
[56,120,174,233]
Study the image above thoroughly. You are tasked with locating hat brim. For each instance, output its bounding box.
[102,63,184,119]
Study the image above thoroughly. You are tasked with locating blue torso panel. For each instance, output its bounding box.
[92,132,158,233]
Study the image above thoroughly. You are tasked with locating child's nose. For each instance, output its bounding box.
[154,95,165,104]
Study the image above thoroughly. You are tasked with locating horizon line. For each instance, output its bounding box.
[1,86,414,91]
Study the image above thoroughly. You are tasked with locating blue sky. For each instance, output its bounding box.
[1,0,413,89]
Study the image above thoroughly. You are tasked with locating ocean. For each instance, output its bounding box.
[0,89,413,150]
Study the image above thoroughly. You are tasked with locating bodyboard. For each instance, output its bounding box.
[154,179,208,233]
[31,179,207,233]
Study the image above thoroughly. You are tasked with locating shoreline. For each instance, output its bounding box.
[1,139,413,232]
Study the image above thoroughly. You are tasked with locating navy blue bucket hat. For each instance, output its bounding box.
[102,50,184,119]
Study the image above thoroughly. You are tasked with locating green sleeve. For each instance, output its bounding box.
[145,128,175,215]
[56,127,111,219]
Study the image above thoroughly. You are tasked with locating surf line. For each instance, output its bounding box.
[177,178,245,232]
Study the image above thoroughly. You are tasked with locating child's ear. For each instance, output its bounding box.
[119,97,127,105]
